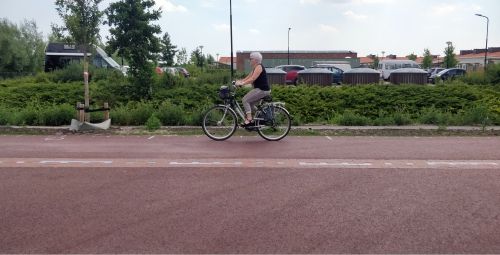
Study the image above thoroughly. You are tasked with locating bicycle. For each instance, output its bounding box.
[202,82,291,141]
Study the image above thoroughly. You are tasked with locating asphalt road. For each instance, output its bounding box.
[1,134,500,253]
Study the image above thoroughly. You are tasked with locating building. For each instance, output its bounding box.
[458,47,500,72]
[236,51,359,72]
[217,56,236,70]
[45,43,121,72]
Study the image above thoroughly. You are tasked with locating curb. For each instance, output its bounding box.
[1,125,499,136]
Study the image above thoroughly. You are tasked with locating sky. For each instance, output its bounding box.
[1,0,499,59]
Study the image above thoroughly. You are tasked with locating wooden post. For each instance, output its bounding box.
[78,102,85,122]
[104,102,110,120]
[83,71,90,122]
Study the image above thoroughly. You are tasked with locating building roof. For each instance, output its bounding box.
[238,50,357,54]
[459,51,500,59]
[218,56,235,65]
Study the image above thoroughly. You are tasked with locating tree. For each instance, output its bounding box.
[422,48,433,69]
[48,23,70,42]
[0,19,45,75]
[176,47,188,65]
[105,0,162,100]
[367,54,379,69]
[190,46,205,68]
[206,54,215,66]
[443,42,458,68]
[406,53,417,61]
[159,32,177,66]
[55,0,104,121]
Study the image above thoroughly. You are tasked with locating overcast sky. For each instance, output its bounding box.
[1,0,498,59]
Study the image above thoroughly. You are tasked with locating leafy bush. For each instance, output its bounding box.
[155,101,186,126]
[1,72,500,126]
[419,107,452,125]
[145,114,162,131]
[461,104,493,126]
[336,110,372,126]
[111,101,155,125]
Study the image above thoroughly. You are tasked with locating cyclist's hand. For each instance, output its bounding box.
[235,80,244,86]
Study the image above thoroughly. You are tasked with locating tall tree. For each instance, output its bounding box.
[368,54,379,69]
[190,46,205,68]
[55,0,103,121]
[206,54,215,66]
[406,53,417,61]
[105,0,162,99]
[176,47,188,65]
[0,19,45,74]
[159,32,177,66]
[443,42,458,68]
[422,48,433,69]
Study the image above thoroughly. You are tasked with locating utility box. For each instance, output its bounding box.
[265,68,286,85]
[343,68,380,85]
[297,68,333,86]
[390,68,428,85]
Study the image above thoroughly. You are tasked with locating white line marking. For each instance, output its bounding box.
[427,161,499,166]
[169,161,243,166]
[44,136,66,141]
[147,136,155,140]
[40,160,113,164]
[16,161,25,164]
[326,136,333,141]
[299,162,372,167]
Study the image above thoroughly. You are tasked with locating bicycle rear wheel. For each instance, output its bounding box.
[256,105,291,141]
[202,105,238,141]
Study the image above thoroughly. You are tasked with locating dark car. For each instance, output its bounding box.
[435,68,466,83]
[176,67,190,78]
[275,65,306,85]
[319,66,344,84]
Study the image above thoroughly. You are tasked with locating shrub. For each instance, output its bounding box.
[145,114,162,131]
[337,110,371,126]
[460,104,493,126]
[419,107,453,125]
[155,101,186,126]
[393,111,412,126]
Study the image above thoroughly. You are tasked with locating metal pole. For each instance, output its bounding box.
[475,14,489,70]
[288,27,291,65]
[485,16,489,70]
[230,0,234,81]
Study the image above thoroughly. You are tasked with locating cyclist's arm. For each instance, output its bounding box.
[238,65,262,86]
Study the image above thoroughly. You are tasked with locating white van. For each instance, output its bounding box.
[378,60,421,80]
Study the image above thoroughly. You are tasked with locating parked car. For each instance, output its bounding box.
[275,65,306,85]
[435,68,466,83]
[176,67,190,78]
[315,66,344,84]
[158,67,179,76]
[427,67,445,83]
[378,60,421,80]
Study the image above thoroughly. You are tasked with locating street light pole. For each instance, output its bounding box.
[475,13,489,70]
[230,0,234,81]
[287,27,291,65]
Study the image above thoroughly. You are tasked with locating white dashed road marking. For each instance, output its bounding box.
[44,136,66,141]
[1,158,499,169]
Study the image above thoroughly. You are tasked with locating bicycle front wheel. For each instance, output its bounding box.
[257,105,291,141]
[202,105,238,141]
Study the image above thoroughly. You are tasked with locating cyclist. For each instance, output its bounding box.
[235,52,271,126]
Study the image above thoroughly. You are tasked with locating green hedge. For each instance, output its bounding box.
[0,65,499,126]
